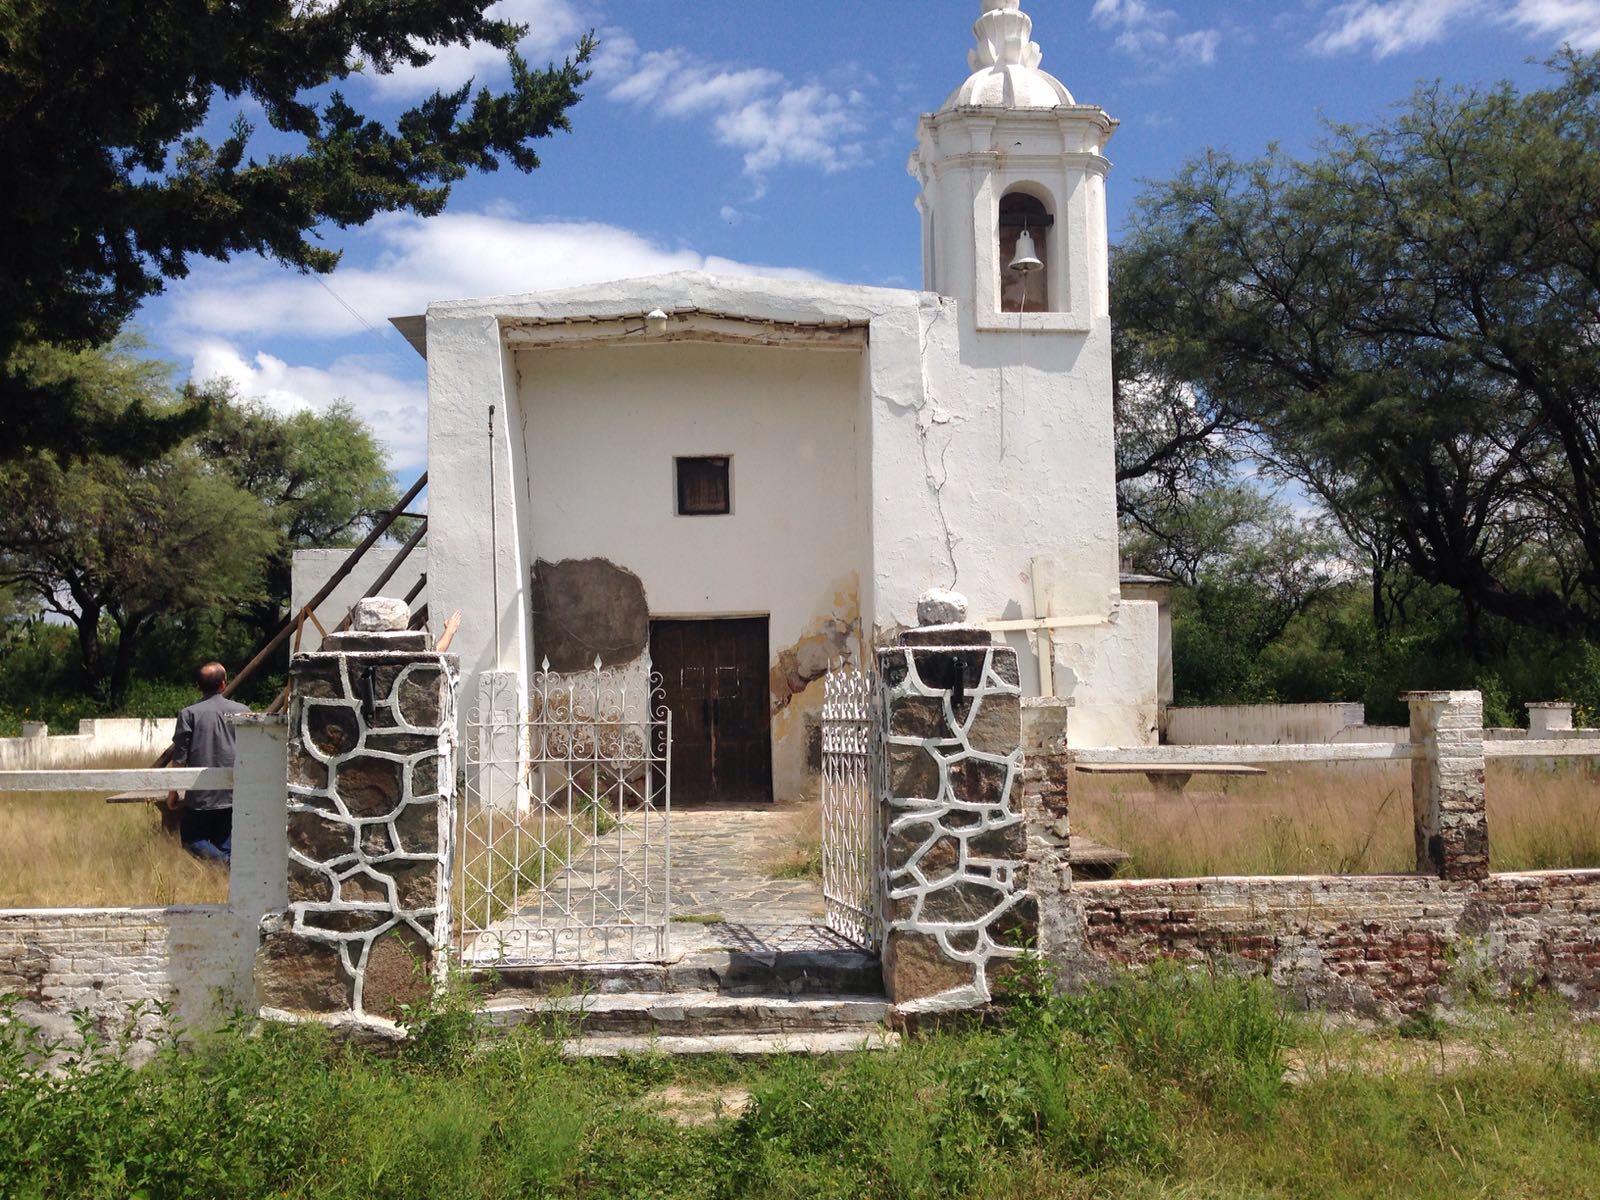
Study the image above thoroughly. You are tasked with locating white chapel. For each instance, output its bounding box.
[377,0,1164,802]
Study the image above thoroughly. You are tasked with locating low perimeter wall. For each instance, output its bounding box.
[1041,872,1600,1020]
[0,716,288,1058]
[0,718,172,771]
[1030,690,1600,1019]
[1163,702,1365,746]
[0,907,255,1058]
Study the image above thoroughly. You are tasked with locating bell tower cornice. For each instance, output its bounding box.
[908,2,1117,332]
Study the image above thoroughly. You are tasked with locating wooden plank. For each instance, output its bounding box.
[0,768,232,793]
[436,610,462,653]
[1072,742,1415,765]
[1074,763,1267,777]
[983,615,1106,633]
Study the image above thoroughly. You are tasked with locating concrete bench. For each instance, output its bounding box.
[1072,761,1267,795]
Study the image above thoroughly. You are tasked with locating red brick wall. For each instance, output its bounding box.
[1050,871,1600,1018]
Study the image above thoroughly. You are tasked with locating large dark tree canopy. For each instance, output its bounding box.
[1113,52,1600,642]
[0,0,590,458]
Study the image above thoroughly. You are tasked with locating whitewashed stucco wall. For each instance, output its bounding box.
[423,271,1156,762]
[516,340,870,798]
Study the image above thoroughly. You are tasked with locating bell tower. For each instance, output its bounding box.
[909,0,1116,332]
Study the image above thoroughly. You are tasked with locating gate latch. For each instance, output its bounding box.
[358,665,378,723]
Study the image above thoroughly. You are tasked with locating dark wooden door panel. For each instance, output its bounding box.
[650,617,773,804]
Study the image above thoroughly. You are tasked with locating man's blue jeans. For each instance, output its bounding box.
[180,807,233,864]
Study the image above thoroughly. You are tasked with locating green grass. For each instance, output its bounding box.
[6,966,1600,1199]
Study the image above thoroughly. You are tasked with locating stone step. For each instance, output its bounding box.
[476,947,882,1000]
[562,1029,900,1058]
[484,990,890,1037]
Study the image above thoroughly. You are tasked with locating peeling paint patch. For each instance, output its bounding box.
[531,558,649,672]
[770,575,862,714]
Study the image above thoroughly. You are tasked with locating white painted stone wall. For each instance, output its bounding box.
[291,546,429,642]
[1046,599,1160,747]
[0,718,171,770]
[0,716,287,1059]
[1165,702,1369,746]
[516,339,869,798]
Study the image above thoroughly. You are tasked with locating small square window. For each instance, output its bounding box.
[676,456,730,516]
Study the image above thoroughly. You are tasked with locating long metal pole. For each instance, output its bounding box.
[488,405,501,668]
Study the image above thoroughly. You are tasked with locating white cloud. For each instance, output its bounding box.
[163,208,825,470]
[163,210,823,341]
[1506,0,1600,47]
[187,340,430,471]
[1309,0,1469,56]
[1312,0,1600,57]
[1090,0,1223,69]
[597,33,869,178]
[362,0,589,98]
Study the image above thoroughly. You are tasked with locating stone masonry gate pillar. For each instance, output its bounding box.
[256,598,460,1026]
[1407,689,1489,881]
[878,591,1038,1013]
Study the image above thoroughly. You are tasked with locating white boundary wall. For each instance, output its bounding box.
[0,718,172,771]
[0,715,288,1059]
[1163,702,1366,746]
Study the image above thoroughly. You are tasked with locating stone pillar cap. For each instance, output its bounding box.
[917,587,969,626]
[351,596,411,632]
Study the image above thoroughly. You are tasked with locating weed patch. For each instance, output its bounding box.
[4,970,1600,1198]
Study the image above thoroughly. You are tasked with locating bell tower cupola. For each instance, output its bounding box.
[910,0,1117,331]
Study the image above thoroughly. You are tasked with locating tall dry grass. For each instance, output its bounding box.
[0,791,229,907]
[1072,759,1600,879]
[1487,759,1600,871]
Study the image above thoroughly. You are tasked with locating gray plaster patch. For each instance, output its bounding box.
[532,558,650,671]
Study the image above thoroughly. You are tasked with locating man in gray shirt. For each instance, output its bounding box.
[166,662,250,863]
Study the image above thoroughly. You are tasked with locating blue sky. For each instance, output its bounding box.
[135,0,1600,476]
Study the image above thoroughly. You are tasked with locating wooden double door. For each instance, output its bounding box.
[650,617,773,804]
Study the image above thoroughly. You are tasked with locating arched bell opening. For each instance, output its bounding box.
[999,189,1054,313]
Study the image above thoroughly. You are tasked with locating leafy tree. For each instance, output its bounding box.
[0,350,276,701]
[1113,52,1600,645]
[0,1,591,459]
[197,396,402,646]
[1124,484,1344,702]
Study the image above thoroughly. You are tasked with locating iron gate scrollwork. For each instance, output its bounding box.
[821,662,884,950]
[459,659,671,964]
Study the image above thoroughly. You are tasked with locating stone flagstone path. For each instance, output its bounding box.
[471,802,855,963]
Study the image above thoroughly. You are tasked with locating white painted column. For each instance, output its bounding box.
[230,714,289,919]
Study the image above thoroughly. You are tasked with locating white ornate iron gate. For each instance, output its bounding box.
[821,663,884,950]
[459,661,672,964]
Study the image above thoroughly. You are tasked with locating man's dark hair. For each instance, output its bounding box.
[196,662,227,695]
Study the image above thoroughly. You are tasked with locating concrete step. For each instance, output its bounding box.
[563,1029,900,1058]
[477,947,882,1000]
[484,990,890,1037]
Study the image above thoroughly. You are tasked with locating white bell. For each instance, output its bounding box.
[1009,228,1043,274]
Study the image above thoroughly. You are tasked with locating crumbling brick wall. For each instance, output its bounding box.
[1027,687,1600,1019]
[1042,872,1600,1019]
